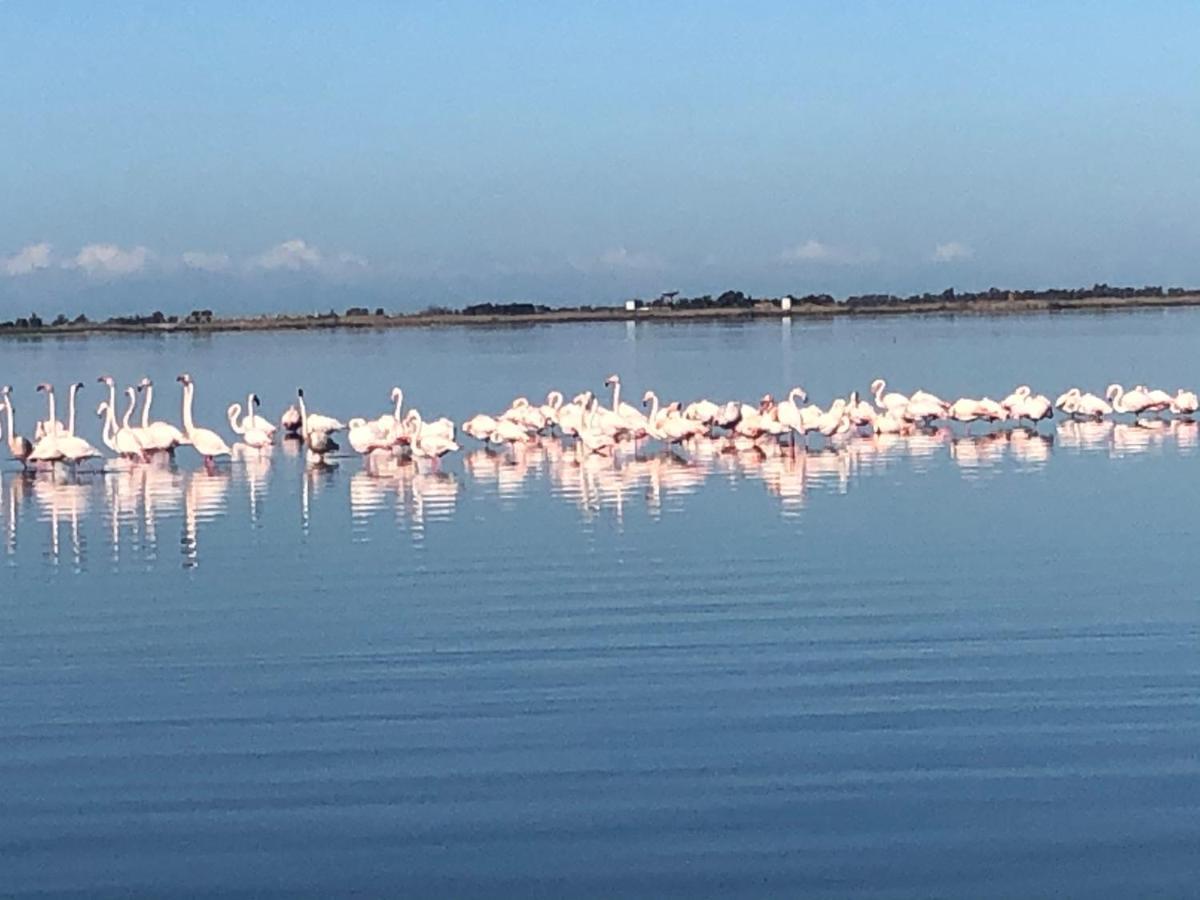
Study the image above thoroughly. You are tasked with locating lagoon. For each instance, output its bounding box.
[2,310,1199,897]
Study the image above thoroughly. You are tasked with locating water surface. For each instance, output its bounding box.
[2,310,1199,897]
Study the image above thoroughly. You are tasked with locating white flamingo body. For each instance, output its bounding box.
[870,379,910,414]
[489,417,535,447]
[347,417,392,456]
[463,413,502,442]
[28,385,67,463]
[280,405,303,434]
[137,379,187,451]
[177,374,231,462]
[1170,389,1199,416]
[1060,388,1113,419]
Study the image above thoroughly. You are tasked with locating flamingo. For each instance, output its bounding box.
[902,393,948,425]
[136,378,187,452]
[97,398,145,460]
[604,375,650,436]
[1106,383,1154,417]
[539,390,564,430]
[228,391,276,437]
[228,396,273,450]
[346,416,393,458]
[870,378,910,414]
[296,388,338,466]
[28,382,100,466]
[28,385,67,465]
[371,387,404,440]
[54,383,102,465]
[402,409,455,446]
[408,410,460,466]
[910,388,950,413]
[1170,389,1199,417]
[575,398,619,455]
[462,412,502,442]
[642,391,705,448]
[280,404,303,435]
[555,392,592,440]
[1006,387,1054,428]
[1059,388,1113,420]
[501,397,548,433]
[1135,385,1173,415]
[1,386,34,468]
[775,387,808,446]
[176,374,231,465]
[488,417,536,449]
[816,399,851,440]
[947,397,983,430]
[847,391,876,429]
[683,398,721,429]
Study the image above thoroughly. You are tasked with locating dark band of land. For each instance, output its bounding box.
[2,284,1198,339]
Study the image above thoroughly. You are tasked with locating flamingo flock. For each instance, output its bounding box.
[2,373,1198,473]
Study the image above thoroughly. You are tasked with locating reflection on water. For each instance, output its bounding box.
[3,419,1197,569]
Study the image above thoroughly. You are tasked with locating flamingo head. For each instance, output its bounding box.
[96,402,108,417]
[98,375,114,386]
[296,387,305,398]
[604,374,619,387]
[74,382,84,391]
[390,387,402,402]
[137,377,152,390]
[176,373,193,386]
[870,378,885,394]
[641,390,653,407]
[252,394,261,407]
[36,383,51,393]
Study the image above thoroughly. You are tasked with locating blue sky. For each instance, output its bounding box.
[2,1,1198,315]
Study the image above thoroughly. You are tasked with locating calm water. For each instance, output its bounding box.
[3,310,1200,897]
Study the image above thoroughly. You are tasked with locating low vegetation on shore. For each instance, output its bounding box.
[1,283,1197,338]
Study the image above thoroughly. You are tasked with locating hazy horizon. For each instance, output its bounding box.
[3,2,1198,317]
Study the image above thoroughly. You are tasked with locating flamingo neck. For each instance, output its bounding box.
[142,384,154,428]
[182,383,196,434]
[392,389,404,422]
[67,385,78,435]
[123,391,137,429]
[297,393,308,435]
[3,396,13,439]
[645,391,660,423]
[228,404,244,434]
[46,389,57,435]
[611,380,621,412]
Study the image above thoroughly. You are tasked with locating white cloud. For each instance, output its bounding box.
[70,243,149,276]
[932,241,973,263]
[181,250,231,272]
[2,242,53,276]
[780,240,877,265]
[251,238,323,271]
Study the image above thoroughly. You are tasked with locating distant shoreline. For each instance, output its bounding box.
[2,292,1200,340]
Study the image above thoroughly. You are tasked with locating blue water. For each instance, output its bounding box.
[2,310,1199,897]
